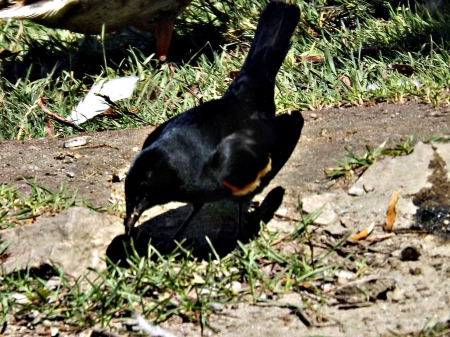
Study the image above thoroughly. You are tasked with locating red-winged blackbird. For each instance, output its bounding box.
[124,2,303,240]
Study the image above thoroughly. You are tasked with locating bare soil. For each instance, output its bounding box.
[1,101,450,336]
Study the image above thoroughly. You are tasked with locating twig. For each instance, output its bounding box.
[37,97,84,131]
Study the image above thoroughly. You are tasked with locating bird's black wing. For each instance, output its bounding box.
[204,111,304,198]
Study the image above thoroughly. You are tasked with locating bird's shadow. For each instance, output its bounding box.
[107,186,285,266]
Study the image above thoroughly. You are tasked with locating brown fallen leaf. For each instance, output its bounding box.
[98,106,119,117]
[348,222,375,241]
[44,117,54,137]
[338,75,352,88]
[23,218,36,225]
[229,70,239,80]
[385,189,402,232]
[298,54,325,63]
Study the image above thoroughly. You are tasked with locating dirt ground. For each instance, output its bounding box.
[1,101,450,336]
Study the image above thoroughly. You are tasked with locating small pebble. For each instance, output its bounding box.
[348,186,365,196]
[51,327,59,337]
[400,246,420,261]
[322,283,332,292]
[63,136,87,148]
[209,303,224,312]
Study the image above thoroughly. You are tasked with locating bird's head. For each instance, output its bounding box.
[123,149,177,236]
[123,152,156,236]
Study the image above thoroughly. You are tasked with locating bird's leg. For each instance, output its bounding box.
[233,202,244,241]
[133,20,174,61]
[155,20,174,61]
[160,203,202,253]
[170,203,203,243]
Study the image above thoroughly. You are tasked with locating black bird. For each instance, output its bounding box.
[124,2,304,241]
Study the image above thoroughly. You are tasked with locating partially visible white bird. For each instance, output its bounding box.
[0,0,192,60]
[68,76,138,125]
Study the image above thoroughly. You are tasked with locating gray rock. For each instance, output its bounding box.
[301,142,450,232]
[351,142,436,196]
[63,136,89,148]
[434,142,450,180]
[0,207,123,278]
[341,142,441,230]
[348,186,365,196]
[301,193,340,225]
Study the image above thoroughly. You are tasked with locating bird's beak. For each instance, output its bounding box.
[124,200,147,236]
[124,211,140,236]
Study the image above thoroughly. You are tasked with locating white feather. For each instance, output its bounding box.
[135,314,180,337]
[0,0,80,19]
[68,76,139,125]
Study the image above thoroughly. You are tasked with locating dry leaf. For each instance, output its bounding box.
[192,273,205,284]
[307,28,319,37]
[365,233,396,243]
[269,236,286,246]
[229,70,239,80]
[338,75,352,88]
[98,107,119,117]
[298,54,325,63]
[385,189,402,232]
[23,218,36,225]
[44,117,54,137]
[348,222,376,241]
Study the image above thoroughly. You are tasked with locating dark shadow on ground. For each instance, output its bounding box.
[413,149,450,237]
[106,186,285,265]
[0,21,228,82]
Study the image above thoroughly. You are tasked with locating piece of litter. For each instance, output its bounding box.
[68,76,138,125]
[63,136,88,148]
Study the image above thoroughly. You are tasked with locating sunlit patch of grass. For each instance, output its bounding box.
[0,179,78,230]
[1,0,450,140]
[325,135,415,178]
[0,215,335,334]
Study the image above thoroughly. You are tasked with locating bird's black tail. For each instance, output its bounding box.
[225,2,300,104]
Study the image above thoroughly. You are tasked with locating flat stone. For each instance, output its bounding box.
[0,207,123,278]
[343,142,437,230]
[301,193,339,225]
[434,142,450,180]
[301,142,450,232]
[351,142,435,196]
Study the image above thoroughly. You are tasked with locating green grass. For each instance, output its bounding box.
[326,135,415,178]
[1,0,450,140]
[0,219,334,334]
[0,175,335,334]
[0,179,79,230]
